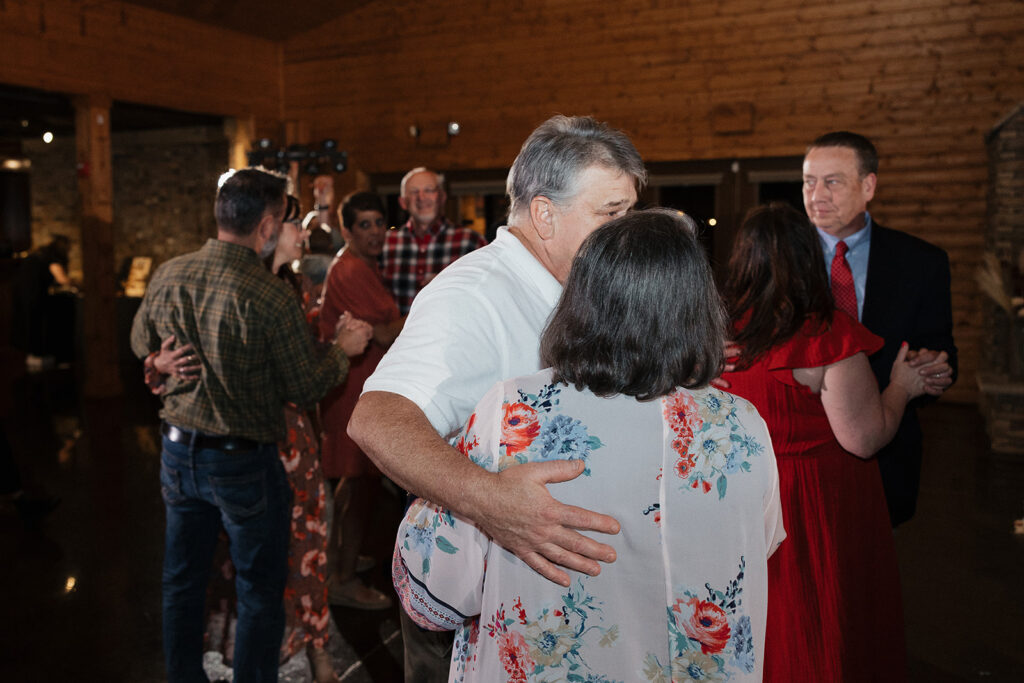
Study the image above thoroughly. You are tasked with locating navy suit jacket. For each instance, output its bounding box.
[860,224,957,526]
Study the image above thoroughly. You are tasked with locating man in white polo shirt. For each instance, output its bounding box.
[348,115,646,681]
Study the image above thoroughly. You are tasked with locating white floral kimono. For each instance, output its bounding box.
[393,368,785,682]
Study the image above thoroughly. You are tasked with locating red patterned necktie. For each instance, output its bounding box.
[831,240,858,319]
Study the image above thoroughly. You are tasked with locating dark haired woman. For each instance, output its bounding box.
[392,209,785,682]
[719,203,948,682]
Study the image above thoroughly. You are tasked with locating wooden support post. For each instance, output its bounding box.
[73,94,121,398]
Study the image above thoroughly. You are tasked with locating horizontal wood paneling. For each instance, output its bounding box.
[281,0,1024,403]
[0,0,281,120]
[2,0,1016,403]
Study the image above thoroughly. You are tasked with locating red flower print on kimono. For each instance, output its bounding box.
[662,391,702,437]
[456,412,479,458]
[501,402,540,455]
[674,596,731,654]
[675,453,697,479]
[496,629,535,682]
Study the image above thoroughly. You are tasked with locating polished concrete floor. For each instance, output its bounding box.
[2,364,1022,682]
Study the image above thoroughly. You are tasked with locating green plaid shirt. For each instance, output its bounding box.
[130,239,349,442]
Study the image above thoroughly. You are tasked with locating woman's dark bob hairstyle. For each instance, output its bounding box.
[540,208,726,400]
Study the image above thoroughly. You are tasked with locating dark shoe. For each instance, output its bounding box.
[327,578,393,610]
[355,554,375,573]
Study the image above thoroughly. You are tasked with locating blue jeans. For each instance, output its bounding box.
[160,432,291,683]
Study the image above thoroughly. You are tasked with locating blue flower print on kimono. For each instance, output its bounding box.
[538,414,599,468]
[495,383,603,474]
[400,500,459,577]
[644,557,755,682]
[484,581,623,683]
[662,387,764,499]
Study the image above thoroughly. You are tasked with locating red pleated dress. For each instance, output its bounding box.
[721,311,908,682]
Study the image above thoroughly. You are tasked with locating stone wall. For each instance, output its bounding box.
[22,136,79,275]
[111,126,227,274]
[986,106,1024,264]
[982,105,1024,376]
[24,125,228,282]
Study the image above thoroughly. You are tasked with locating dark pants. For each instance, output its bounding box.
[0,424,19,495]
[159,433,291,683]
[401,609,455,682]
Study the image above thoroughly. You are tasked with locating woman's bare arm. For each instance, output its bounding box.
[816,344,944,458]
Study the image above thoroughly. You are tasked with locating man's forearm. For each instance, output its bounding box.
[350,390,620,586]
[347,390,495,515]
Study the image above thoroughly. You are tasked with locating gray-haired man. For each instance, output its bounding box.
[348,115,646,681]
[382,167,487,315]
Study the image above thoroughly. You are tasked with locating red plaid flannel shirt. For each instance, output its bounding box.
[380,216,487,314]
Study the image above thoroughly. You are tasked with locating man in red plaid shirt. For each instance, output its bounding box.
[382,167,487,314]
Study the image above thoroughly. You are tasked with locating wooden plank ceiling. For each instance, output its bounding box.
[118,0,371,40]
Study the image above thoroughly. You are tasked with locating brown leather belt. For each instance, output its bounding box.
[161,422,265,453]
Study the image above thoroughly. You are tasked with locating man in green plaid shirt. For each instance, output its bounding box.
[130,168,369,683]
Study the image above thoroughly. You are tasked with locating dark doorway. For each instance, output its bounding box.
[759,180,804,211]
[654,183,717,263]
[645,158,803,281]
[1,170,31,254]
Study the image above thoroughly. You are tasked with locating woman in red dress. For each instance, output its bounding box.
[318,192,404,609]
[719,203,950,681]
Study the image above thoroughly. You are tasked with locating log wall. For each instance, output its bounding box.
[0,0,280,121]
[2,0,1022,402]
[282,0,1024,403]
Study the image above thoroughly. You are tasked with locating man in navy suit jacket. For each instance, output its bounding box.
[802,132,957,527]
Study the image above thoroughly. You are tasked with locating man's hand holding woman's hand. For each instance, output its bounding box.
[334,312,373,357]
[905,347,953,395]
[891,344,951,399]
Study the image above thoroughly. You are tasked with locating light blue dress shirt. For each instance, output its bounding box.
[817,212,872,320]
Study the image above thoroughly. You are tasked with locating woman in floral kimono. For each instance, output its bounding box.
[393,209,786,683]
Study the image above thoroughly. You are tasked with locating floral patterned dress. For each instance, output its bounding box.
[203,402,332,663]
[393,369,786,682]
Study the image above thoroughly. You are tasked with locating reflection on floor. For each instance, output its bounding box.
[2,366,1022,682]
